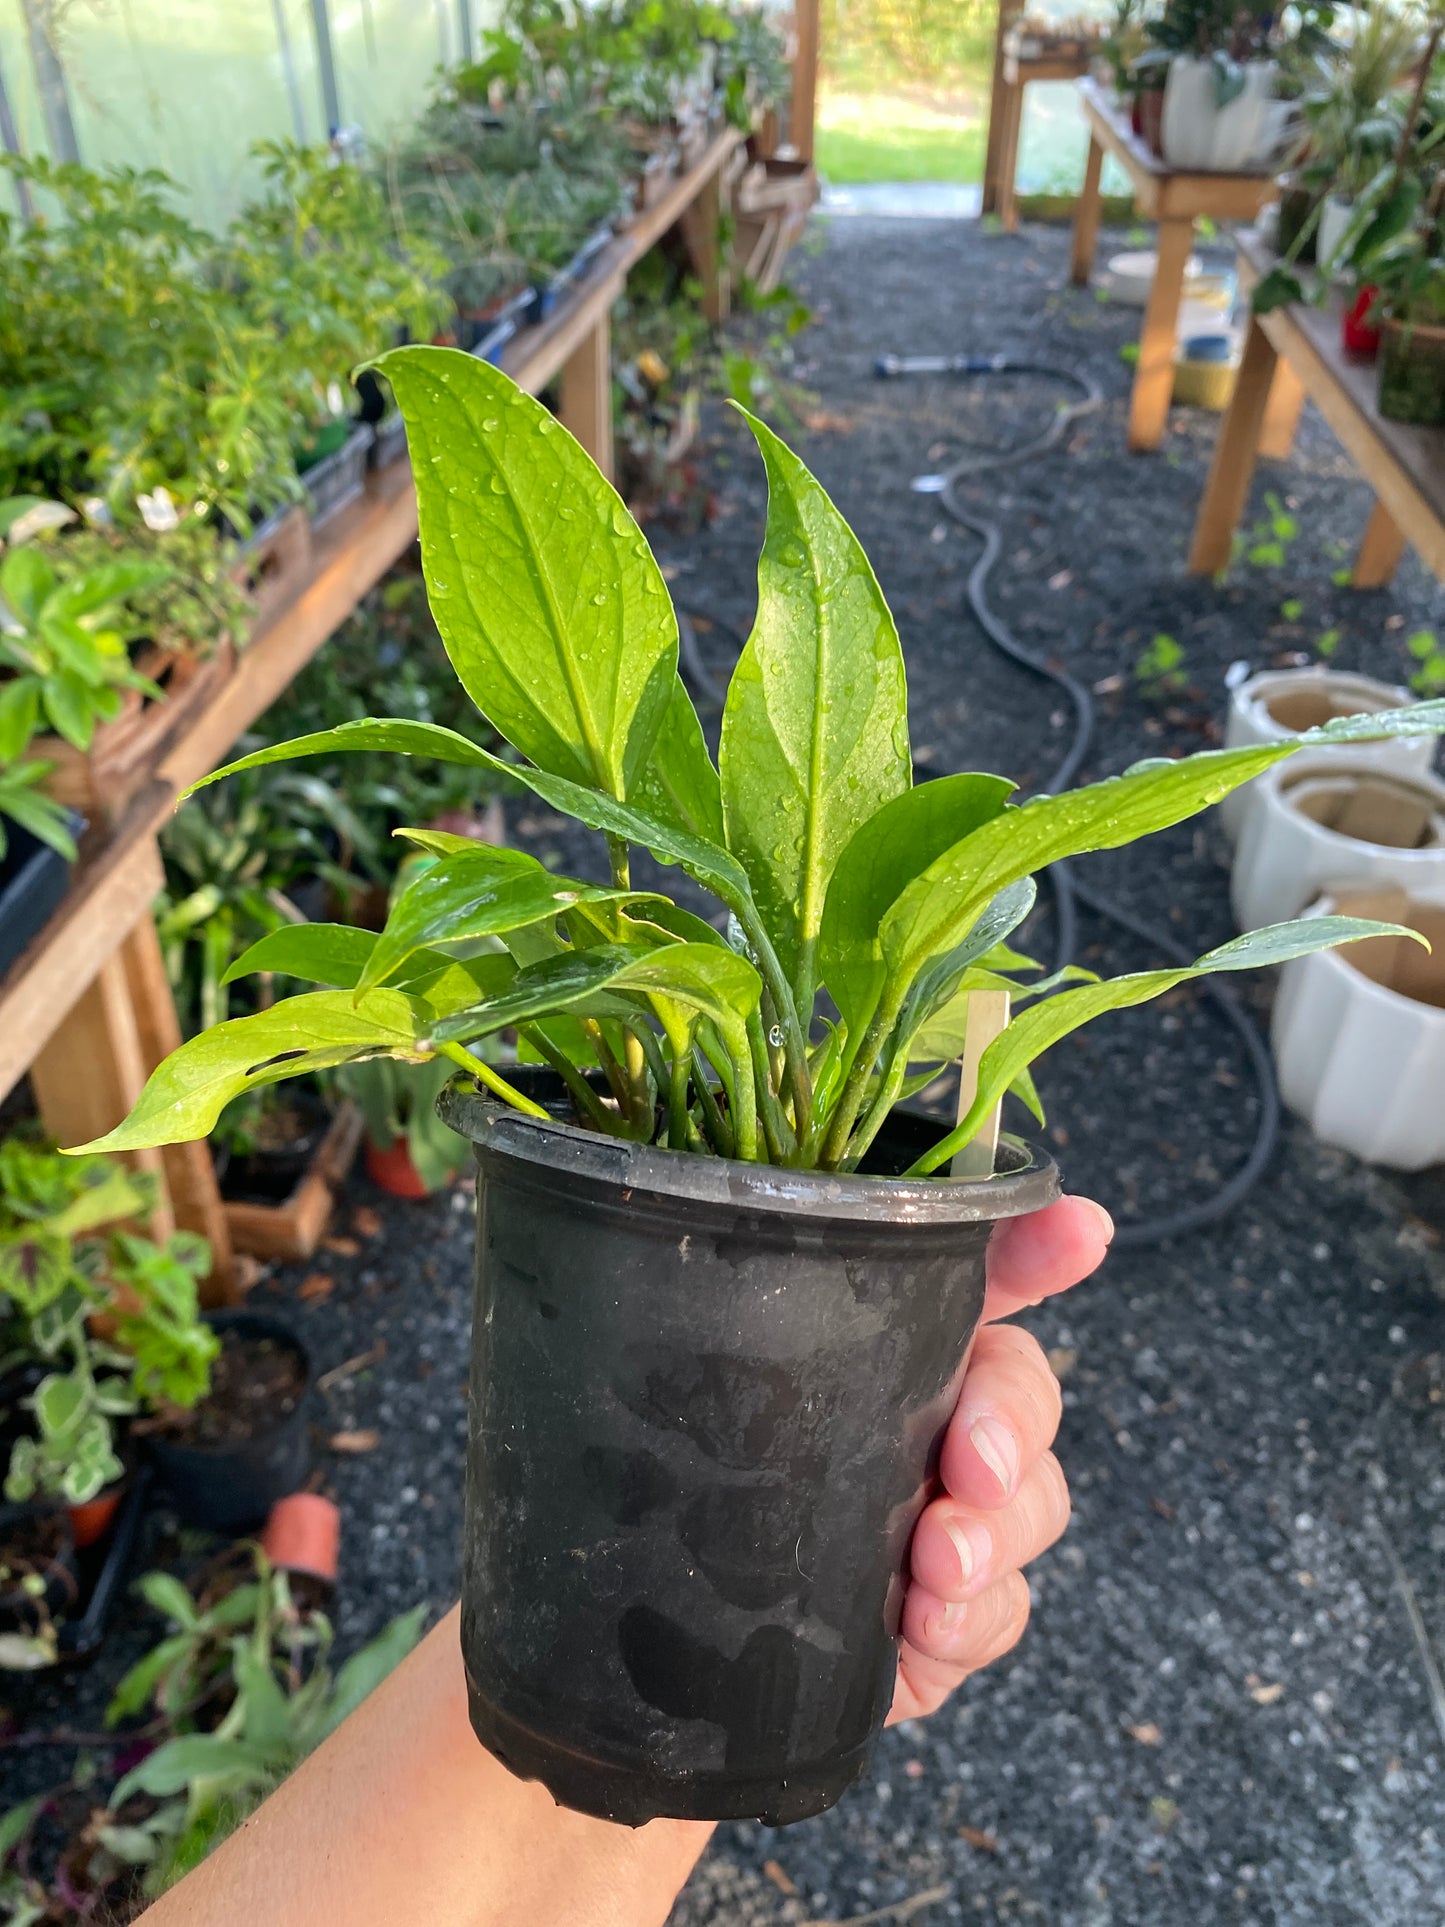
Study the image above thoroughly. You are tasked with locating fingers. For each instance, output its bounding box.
[939,1324,1062,1509]
[910,1450,1070,1602]
[887,1573,1032,1724]
[982,1194,1112,1326]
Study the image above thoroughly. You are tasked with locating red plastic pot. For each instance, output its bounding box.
[69,1483,125,1551]
[1342,285,1382,358]
[261,1493,340,1586]
[364,1137,430,1198]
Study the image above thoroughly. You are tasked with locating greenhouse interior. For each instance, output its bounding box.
[0,0,1442,1921]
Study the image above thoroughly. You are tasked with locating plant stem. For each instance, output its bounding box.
[732,903,813,1147]
[691,1044,734,1157]
[580,1018,630,1110]
[437,1042,551,1119]
[606,834,653,1128]
[820,986,905,1168]
[630,1022,668,1134]
[747,1008,796,1164]
[840,1046,909,1173]
[726,1021,759,1161]
[668,1045,691,1151]
[517,1027,622,1135]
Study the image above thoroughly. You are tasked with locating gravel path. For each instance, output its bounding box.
[6,211,1443,1926]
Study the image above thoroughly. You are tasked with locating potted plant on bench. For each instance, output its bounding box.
[73,348,1444,1827]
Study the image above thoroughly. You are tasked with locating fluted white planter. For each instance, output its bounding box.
[1161,57,1276,173]
[1220,667,1434,841]
[1232,756,1445,929]
[1273,888,1445,1169]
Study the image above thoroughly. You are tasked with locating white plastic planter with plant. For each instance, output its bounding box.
[1232,754,1445,929]
[1220,665,1435,841]
[1273,884,1445,1169]
[71,349,1442,1826]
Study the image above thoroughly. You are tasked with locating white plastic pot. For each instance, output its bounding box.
[1220,667,1433,841]
[1232,756,1445,930]
[1161,57,1276,173]
[1272,886,1445,1170]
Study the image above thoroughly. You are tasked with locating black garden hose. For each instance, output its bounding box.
[672,355,1282,1245]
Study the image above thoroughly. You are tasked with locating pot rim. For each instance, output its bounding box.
[1380,315,1445,344]
[439,1082,1060,1228]
[1263,752,1445,813]
[1294,891,1445,1016]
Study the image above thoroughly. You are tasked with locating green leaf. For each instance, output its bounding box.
[137,1571,202,1631]
[909,916,1430,1176]
[373,346,676,800]
[221,924,378,989]
[111,1736,283,1808]
[106,1634,194,1726]
[183,721,763,935]
[68,990,425,1152]
[1300,699,1445,745]
[720,409,911,1016]
[34,1371,86,1439]
[0,681,39,762]
[819,773,1016,1041]
[0,1796,42,1863]
[359,848,634,992]
[880,743,1303,998]
[630,675,724,841]
[432,941,760,1046]
[232,1644,293,1752]
[309,1605,426,1745]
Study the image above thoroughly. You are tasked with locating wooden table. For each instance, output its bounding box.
[0,130,748,1293]
[988,31,1097,234]
[1188,233,1445,587]
[1068,80,1278,452]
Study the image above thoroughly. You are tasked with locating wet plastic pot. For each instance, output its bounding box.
[145,1311,311,1533]
[440,1075,1058,1827]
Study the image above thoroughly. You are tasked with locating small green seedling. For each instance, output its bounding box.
[71,351,1442,1180]
[1134,632,1188,699]
[1407,629,1445,696]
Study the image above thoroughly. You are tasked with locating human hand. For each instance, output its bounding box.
[889,1194,1113,1723]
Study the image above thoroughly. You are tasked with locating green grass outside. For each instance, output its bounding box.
[814,86,987,184]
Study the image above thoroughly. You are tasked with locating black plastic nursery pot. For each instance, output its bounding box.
[144,1310,311,1533]
[0,819,82,980]
[299,422,376,527]
[440,1074,1058,1827]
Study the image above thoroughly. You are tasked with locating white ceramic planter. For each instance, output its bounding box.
[1232,756,1445,929]
[1273,886,1445,1169]
[1161,57,1276,173]
[1220,667,1434,841]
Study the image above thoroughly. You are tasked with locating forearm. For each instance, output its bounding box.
[139,1607,714,1927]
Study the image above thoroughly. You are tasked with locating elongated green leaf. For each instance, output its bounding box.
[630,675,724,841]
[184,720,761,930]
[222,924,377,989]
[111,1736,285,1808]
[374,346,675,799]
[720,409,911,1017]
[309,1606,427,1746]
[69,991,424,1152]
[820,773,1016,1040]
[360,848,631,992]
[0,1795,42,1861]
[432,941,759,1046]
[909,916,1429,1177]
[1299,698,1445,745]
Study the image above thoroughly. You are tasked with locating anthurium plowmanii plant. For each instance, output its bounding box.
[76,349,1442,1176]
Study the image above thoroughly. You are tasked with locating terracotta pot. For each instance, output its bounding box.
[1342,285,1381,358]
[261,1492,340,1586]
[365,1138,430,1199]
[69,1483,125,1551]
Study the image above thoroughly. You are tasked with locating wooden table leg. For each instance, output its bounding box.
[1352,498,1408,589]
[560,310,615,485]
[121,913,236,1302]
[1259,356,1306,461]
[1127,215,1193,452]
[679,163,730,323]
[999,80,1025,234]
[982,0,1025,215]
[1068,134,1104,286]
[30,949,176,1246]
[1187,316,1279,575]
